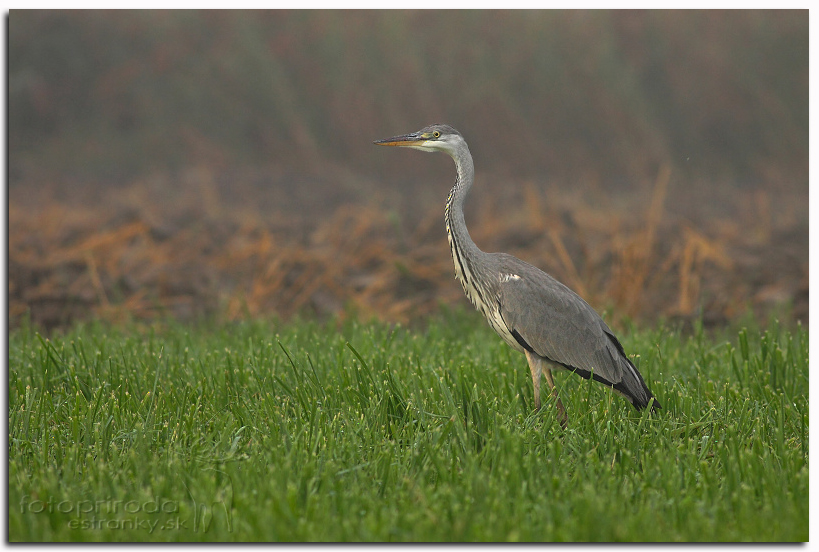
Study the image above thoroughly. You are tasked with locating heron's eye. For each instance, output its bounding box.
[433,131,441,138]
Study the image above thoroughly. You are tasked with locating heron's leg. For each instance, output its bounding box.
[544,367,568,428]
[524,350,542,411]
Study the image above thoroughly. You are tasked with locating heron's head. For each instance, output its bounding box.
[374,124,465,158]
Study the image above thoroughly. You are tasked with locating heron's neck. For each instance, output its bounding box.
[445,146,483,263]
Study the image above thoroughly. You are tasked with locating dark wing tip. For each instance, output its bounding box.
[628,390,661,412]
[610,378,659,411]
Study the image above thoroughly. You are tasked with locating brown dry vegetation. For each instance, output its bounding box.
[9,162,807,332]
[9,11,808,331]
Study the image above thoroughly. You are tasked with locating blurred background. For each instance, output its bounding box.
[9,10,808,331]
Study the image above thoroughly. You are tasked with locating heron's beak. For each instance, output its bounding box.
[373,132,425,147]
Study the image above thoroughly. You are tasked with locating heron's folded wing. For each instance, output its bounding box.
[497,267,625,387]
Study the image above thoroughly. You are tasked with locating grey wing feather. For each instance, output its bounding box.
[495,254,658,410]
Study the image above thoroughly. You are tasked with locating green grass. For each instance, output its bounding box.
[9,311,808,541]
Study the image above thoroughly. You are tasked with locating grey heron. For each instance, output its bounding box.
[375,124,660,427]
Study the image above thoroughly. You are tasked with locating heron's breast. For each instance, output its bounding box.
[447,237,524,353]
[485,306,525,353]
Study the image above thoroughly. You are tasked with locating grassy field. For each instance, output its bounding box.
[9,311,808,541]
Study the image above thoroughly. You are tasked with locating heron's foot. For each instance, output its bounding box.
[555,397,568,429]
[533,396,567,428]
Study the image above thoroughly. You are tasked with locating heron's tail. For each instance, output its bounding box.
[615,355,661,412]
[598,330,661,412]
